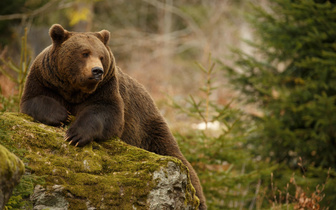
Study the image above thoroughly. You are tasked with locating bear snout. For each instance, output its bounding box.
[91,67,104,81]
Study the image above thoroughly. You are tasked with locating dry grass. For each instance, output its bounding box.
[268,158,330,210]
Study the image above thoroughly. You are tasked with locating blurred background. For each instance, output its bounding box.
[1,0,336,209]
[0,0,249,102]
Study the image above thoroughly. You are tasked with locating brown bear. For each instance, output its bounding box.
[20,24,206,209]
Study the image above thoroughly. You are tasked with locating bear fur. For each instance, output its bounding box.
[20,24,206,209]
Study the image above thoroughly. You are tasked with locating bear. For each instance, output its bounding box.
[20,24,206,209]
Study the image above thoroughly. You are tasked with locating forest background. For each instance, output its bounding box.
[1,0,335,209]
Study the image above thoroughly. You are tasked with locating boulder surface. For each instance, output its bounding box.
[0,112,199,209]
[0,144,25,209]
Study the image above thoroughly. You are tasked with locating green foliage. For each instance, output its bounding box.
[0,27,31,112]
[0,87,19,112]
[171,57,274,209]
[221,0,336,208]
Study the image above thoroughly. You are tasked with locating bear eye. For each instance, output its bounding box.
[82,52,90,58]
[100,56,104,61]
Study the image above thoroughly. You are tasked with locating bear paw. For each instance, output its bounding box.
[21,96,69,126]
[64,127,93,147]
[47,106,70,126]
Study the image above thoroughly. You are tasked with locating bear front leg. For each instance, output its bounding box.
[65,105,124,147]
[20,96,69,126]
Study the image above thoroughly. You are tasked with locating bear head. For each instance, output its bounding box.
[48,24,113,94]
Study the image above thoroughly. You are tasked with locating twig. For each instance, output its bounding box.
[142,0,208,51]
[0,0,73,21]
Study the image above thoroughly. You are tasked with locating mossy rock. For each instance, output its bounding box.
[0,112,199,209]
[0,143,25,209]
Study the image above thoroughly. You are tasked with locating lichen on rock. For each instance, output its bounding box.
[30,184,68,210]
[0,112,199,209]
[148,161,196,210]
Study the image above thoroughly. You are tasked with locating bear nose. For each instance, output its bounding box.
[92,67,104,80]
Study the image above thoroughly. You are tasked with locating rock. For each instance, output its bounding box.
[148,161,195,210]
[0,112,199,209]
[0,144,25,209]
[30,185,69,210]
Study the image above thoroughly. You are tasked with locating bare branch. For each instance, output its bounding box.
[142,0,208,50]
[0,0,73,21]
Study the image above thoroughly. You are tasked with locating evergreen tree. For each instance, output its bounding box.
[224,0,336,169]
[172,58,274,209]
[222,0,336,207]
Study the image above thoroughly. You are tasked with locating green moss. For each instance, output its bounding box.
[0,112,198,209]
[5,174,44,209]
[0,145,23,179]
[0,143,26,209]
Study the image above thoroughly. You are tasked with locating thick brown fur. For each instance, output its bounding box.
[20,24,206,209]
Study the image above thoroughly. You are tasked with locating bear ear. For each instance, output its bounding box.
[49,24,69,44]
[96,30,110,45]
